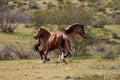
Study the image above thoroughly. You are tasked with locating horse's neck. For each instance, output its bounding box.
[66,31,77,40]
[42,30,51,41]
[44,34,51,41]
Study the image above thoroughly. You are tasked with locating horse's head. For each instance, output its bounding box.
[64,23,86,39]
[34,28,44,39]
[76,25,86,38]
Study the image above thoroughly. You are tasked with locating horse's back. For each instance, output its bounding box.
[47,31,68,50]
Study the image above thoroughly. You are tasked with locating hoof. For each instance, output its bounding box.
[46,58,50,61]
[56,61,60,63]
[63,60,67,65]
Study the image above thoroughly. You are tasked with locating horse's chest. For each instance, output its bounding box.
[40,39,46,49]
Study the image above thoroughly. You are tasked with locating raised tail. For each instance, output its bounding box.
[34,38,41,52]
[64,37,72,55]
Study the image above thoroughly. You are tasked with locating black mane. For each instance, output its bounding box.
[65,23,84,34]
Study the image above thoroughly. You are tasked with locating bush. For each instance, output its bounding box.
[73,28,98,57]
[0,8,31,32]
[28,0,38,9]
[47,2,55,9]
[32,5,94,26]
[97,6,106,12]
[0,43,38,60]
[102,50,118,60]
[0,0,7,6]
[107,0,120,10]
[112,32,120,39]
[91,15,108,28]
[13,0,25,7]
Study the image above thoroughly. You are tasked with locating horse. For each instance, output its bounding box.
[60,23,86,57]
[34,28,72,64]
[61,23,86,39]
[34,23,86,61]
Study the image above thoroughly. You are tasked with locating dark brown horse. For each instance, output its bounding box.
[34,28,72,64]
[61,23,86,39]
[60,23,86,57]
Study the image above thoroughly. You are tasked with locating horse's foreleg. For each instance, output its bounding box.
[39,49,50,61]
[44,51,50,61]
[38,50,45,63]
[38,50,44,60]
[42,50,49,63]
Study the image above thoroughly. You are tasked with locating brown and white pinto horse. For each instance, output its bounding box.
[34,23,86,61]
[34,28,72,64]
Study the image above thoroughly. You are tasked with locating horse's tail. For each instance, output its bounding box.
[34,39,41,52]
[64,36,72,54]
[34,42,40,52]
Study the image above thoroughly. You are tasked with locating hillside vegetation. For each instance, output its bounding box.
[0,24,120,60]
[0,0,120,80]
[0,0,120,60]
[0,0,120,31]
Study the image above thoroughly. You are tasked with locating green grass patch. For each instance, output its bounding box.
[0,26,35,47]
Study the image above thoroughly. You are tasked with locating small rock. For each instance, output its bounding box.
[65,76,72,80]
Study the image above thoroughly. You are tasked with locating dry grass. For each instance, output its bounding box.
[104,25,120,43]
[0,24,35,47]
[105,25,120,34]
[0,58,120,80]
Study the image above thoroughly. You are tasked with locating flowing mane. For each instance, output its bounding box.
[41,27,51,35]
[65,23,84,34]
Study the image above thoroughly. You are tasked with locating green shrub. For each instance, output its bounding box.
[112,32,120,39]
[102,50,118,60]
[107,0,120,10]
[47,2,55,9]
[73,76,82,80]
[97,6,106,12]
[28,0,39,9]
[91,15,108,28]
[0,43,38,60]
[0,0,7,6]
[43,2,47,4]
[32,5,93,26]
[73,28,98,57]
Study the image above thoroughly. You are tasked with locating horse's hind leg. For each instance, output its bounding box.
[38,49,47,63]
[64,51,70,58]
[56,54,61,63]
[61,52,67,64]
